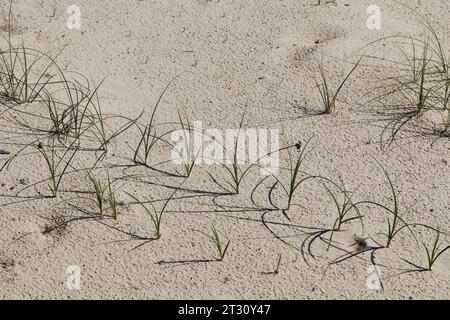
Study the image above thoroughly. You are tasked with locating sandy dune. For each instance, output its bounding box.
[1,0,449,299]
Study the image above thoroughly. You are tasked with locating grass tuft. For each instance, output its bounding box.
[315,56,362,114]
[282,138,313,210]
[177,109,198,178]
[356,161,414,248]
[107,172,118,219]
[322,178,364,251]
[127,187,179,240]
[37,138,79,198]
[423,229,450,271]
[86,170,106,217]
[209,225,231,262]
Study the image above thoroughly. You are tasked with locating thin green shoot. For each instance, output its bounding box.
[37,138,79,198]
[127,187,179,239]
[86,170,106,216]
[424,230,450,271]
[315,56,363,114]
[274,254,282,274]
[210,225,231,262]
[107,172,118,220]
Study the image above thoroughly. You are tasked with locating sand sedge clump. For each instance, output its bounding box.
[134,108,162,166]
[426,24,450,133]
[43,69,128,157]
[377,165,411,248]
[404,6,450,113]
[219,123,286,195]
[95,111,141,161]
[45,92,72,136]
[134,107,159,166]
[0,1,99,136]
[0,44,53,104]
[40,69,91,137]
[223,149,256,195]
[51,72,129,155]
[278,138,315,211]
[86,170,118,218]
[399,40,434,116]
[321,179,364,250]
[86,170,106,216]
[0,2,61,104]
[0,26,112,147]
[177,109,199,177]
[216,106,265,194]
[107,173,118,219]
[127,187,178,239]
[219,114,284,194]
[286,146,306,210]
[415,42,432,115]
[225,135,243,194]
[0,15,53,103]
[423,230,450,271]
[134,78,179,166]
[400,40,425,86]
[37,138,79,198]
[315,56,362,114]
[209,225,231,262]
[132,111,171,167]
[58,78,112,151]
[127,194,162,239]
[381,5,450,135]
[71,80,104,140]
[222,110,250,194]
[357,161,414,248]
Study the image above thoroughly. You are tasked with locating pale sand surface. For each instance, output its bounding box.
[0,0,449,299]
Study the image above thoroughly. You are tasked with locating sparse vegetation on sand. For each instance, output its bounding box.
[1,0,450,300]
[209,225,231,262]
[423,229,450,271]
[315,56,362,114]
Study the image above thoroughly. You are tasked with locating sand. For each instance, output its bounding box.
[0,0,449,299]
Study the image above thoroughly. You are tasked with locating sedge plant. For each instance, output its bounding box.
[221,107,251,194]
[86,170,118,218]
[0,2,64,104]
[107,172,118,219]
[321,178,364,251]
[176,109,199,178]
[399,40,433,115]
[279,138,315,211]
[37,138,79,198]
[356,161,414,248]
[315,56,363,114]
[127,187,179,239]
[209,225,231,262]
[423,229,450,271]
[86,170,105,216]
[134,77,180,165]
